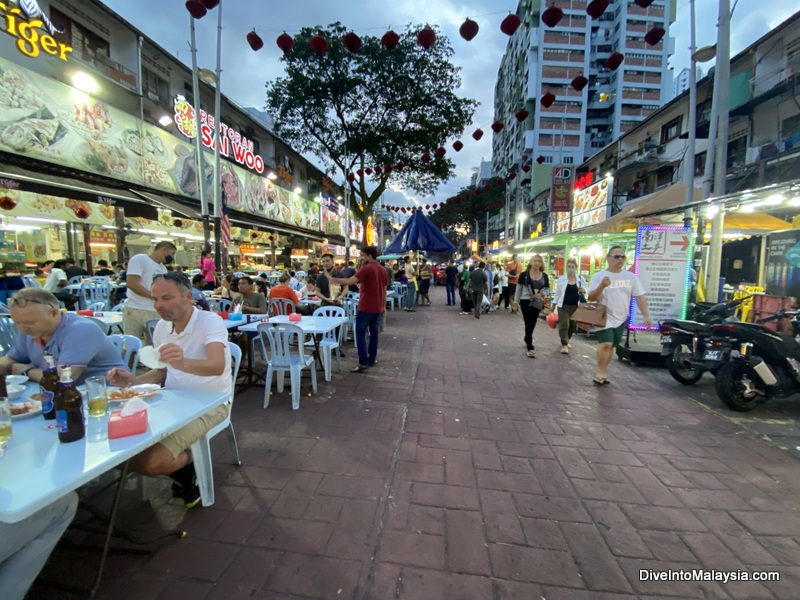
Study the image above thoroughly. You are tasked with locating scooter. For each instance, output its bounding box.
[713,310,800,411]
[659,297,748,385]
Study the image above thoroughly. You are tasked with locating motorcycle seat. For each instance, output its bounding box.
[662,320,711,335]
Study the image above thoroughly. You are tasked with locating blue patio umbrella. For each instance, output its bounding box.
[384,209,456,254]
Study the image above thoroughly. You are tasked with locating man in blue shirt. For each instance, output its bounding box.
[190,274,210,310]
[0,288,127,385]
[444,260,458,306]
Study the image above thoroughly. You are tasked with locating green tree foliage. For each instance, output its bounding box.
[266,23,477,227]
[430,180,507,230]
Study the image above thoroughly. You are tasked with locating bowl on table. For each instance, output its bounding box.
[6,384,25,400]
[6,375,29,387]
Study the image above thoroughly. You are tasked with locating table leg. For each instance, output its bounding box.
[88,459,130,599]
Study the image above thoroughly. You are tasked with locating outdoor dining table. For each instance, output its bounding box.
[65,281,126,293]
[0,382,230,595]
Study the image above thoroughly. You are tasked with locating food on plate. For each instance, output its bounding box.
[178,155,213,196]
[33,243,47,257]
[65,199,93,218]
[600,179,608,190]
[108,388,142,401]
[31,194,61,213]
[98,203,116,220]
[245,177,270,214]
[71,101,112,136]
[221,163,241,208]
[142,133,168,163]
[81,138,129,174]
[0,115,67,152]
[10,400,40,416]
[122,128,143,154]
[0,66,42,110]
[280,205,291,222]
[142,155,172,188]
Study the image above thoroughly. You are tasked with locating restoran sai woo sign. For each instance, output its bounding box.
[174,95,265,174]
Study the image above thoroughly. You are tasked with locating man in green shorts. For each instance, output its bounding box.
[588,246,652,385]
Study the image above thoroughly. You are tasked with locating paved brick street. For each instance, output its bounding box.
[39,286,800,599]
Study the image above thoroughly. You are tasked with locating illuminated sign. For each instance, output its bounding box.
[366,218,375,246]
[0,1,73,61]
[574,171,595,192]
[174,95,265,174]
[550,165,573,212]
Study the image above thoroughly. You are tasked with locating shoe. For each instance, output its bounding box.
[475,315,480,319]
[407,309,416,313]
[526,350,536,358]
[561,347,569,354]
[351,364,369,373]
[568,343,572,349]
[169,463,195,493]
[181,477,202,509]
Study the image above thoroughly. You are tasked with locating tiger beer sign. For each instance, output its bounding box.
[550,166,573,212]
[0,1,73,61]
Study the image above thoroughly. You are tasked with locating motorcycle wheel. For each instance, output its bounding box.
[715,361,761,412]
[666,344,704,385]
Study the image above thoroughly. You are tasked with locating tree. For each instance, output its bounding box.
[430,182,506,231]
[266,23,477,227]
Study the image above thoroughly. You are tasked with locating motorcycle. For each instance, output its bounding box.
[659,297,748,385]
[714,309,800,411]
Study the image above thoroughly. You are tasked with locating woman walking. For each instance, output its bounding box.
[553,258,586,354]
[198,249,217,290]
[419,260,432,306]
[512,255,550,358]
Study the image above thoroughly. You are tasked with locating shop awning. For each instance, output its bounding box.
[579,183,703,234]
[228,212,326,242]
[129,190,201,220]
[717,212,791,232]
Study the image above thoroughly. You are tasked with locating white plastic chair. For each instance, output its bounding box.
[88,301,106,312]
[79,281,110,310]
[268,297,296,316]
[310,306,344,381]
[233,271,246,277]
[215,298,232,312]
[111,302,125,312]
[108,334,142,371]
[144,318,159,345]
[190,342,242,508]
[188,268,201,277]
[22,275,41,288]
[258,322,317,410]
[341,298,358,349]
[0,315,19,356]
[68,275,84,285]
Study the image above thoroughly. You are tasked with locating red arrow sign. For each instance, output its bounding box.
[670,235,689,251]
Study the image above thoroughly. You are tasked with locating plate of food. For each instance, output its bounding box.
[107,384,161,402]
[10,400,42,420]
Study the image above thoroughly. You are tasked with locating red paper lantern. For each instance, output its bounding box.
[343,32,362,52]
[384,164,393,174]
[515,108,529,122]
[356,168,364,176]
[476,188,482,195]
[634,0,655,7]
[484,184,492,191]
[347,172,356,182]
[374,166,382,175]
[586,0,610,19]
[310,34,328,56]
[605,52,625,70]
[491,120,504,133]
[201,0,220,8]
[536,155,545,164]
[365,168,373,175]
[185,0,207,19]
[382,30,400,49]
[522,164,531,173]
[472,128,484,141]
[417,26,435,49]
[435,147,446,157]
[508,172,517,181]
[459,18,479,41]
[395,161,405,171]
[542,4,564,28]
[500,14,521,36]
[496,178,504,185]
[571,74,589,91]
[421,153,431,163]
[247,30,264,52]
[644,26,666,46]
[0,195,16,210]
[269,235,274,241]
[251,232,259,239]
[209,224,214,232]
[465,193,471,200]
[540,92,556,108]
[452,140,464,152]
[425,204,431,210]
[401,207,407,213]
[276,32,294,53]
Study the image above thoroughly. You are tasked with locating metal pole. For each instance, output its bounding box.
[485,211,489,253]
[344,163,350,263]
[706,0,731,303]
[683,0,698,227]
[213,1,223,270]
[189,14,209,249]
[504,182,510,247]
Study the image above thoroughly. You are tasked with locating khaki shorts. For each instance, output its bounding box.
[160,404,229,458]
[596,322,627,347]
[123,306,160,343]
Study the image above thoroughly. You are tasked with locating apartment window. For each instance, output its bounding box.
[563,156,574,164]
[183,82,194,105]
[660,116,682,143]
[142,67,169,107]
[695,151,706,176]
[50,8,109,61]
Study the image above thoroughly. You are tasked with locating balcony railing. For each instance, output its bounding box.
[74,48,138,92]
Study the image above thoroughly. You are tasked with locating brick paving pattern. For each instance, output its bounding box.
[69,289,800,598]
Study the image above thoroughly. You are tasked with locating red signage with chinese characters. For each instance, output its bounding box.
[550,166,573,212]
[573,171,595,192]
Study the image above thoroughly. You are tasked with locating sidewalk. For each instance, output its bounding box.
[67,288,800,598]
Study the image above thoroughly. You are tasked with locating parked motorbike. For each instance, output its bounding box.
[714,310,800,411]
[659,297,748,385]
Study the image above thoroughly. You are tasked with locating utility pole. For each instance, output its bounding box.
[212,1,223,270]
[706,0,731,303]
[189,13,210,249]
[683,0,697,227]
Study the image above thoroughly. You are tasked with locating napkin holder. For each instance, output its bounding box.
[76,309,95,316]
[228,313,243,321]
[288,313,302,322]
[108,404,148,439]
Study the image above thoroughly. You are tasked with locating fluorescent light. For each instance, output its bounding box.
[294,187,302,194]
[101,225,117,229]
[158,115,173,127]
[2,224,41,231]
[72,71,97,93]
[740,205,755,213]
[266,171,277,180]
[765,194,783,205]
[706,205,719,219]
[17,216,66,224]
[789,196,800,207]
[89,243,116,248]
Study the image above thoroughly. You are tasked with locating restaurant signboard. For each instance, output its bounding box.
[0,1,73,61]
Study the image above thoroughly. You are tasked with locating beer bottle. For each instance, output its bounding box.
[40,354,59,420]
[0,373,7,398]
[54,366,84,443]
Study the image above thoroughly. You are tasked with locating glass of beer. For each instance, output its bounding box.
[86,376,108,418]
[0,398,12,444]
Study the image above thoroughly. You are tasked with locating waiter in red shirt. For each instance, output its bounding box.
[338,245,388,372]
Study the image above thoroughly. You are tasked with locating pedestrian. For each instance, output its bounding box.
[123,241,176,343]
[553,258,587,354]
[588,246,652,384]
[337,246,388,372]
[419,259,432,306]
[505,253,522,309]
[491,263,502,310]
[403,255,417,312]
[342,260,358,293]
[497,263,508,310]
[470,262,488,319]
[444,260,458,306]
[198,249,217,290]
[512,255,550,358]
[459,265,473,315]
[484,262,495,313]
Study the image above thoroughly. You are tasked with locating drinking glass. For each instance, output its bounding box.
[86,376,108,418]
[0,398,12,444]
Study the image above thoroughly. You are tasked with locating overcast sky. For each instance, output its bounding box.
[104,0,798,215]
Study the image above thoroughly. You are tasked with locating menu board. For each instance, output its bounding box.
[571,176,612,230]
[0,187,117,226]
[630,226,693,330]
[0,57,321,232]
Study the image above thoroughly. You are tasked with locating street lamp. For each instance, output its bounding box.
[517,212,527,241]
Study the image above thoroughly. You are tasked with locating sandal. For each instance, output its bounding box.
[351,365,369,373]
[526,350,536,358]
[593,376,605,385]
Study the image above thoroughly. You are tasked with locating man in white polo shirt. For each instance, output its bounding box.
[107,271,231,508]
[123,241,176,343]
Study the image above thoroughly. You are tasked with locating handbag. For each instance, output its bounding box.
[546,310,558,329]
[571,302,607,327]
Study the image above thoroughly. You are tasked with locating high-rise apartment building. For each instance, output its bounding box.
[492,0,676,231]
